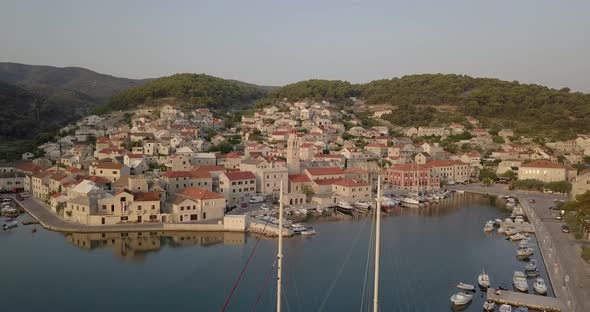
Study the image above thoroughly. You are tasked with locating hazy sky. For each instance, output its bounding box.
[1,0,589,91]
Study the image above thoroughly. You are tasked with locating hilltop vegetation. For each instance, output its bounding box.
[0,62,149,102]
[0,82,89,140]
[255,79,358,106]
[0,63,150,141]
[255,74,590,139]
[103,73,267,112]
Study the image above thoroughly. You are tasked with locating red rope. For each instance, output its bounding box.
[221,215,273,312]
[251,261,276,312]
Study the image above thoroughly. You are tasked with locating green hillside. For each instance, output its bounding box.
[255,74,590,139]
[104,73,267,111]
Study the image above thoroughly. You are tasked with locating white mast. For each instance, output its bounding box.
[373,174,382,312]
[277,180,284,312]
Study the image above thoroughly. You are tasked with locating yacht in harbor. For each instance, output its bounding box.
[483,300,496,311]
[525,259,537,272]
[533,278,547,294]
[336,202,354,215]
[512,271,529,292]
[499,304,512,312]
[483,221,495,232]
[400,196,421,207]
[517,244,534,258]
[478,270,490,288]
[450,292,473,306]
[456,282,475,291]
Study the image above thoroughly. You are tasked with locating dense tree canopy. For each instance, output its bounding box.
[105,73,267,111]
[256,79,358,106]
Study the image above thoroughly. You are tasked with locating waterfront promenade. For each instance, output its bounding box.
[451,184,589,312]
[13,196,224,233]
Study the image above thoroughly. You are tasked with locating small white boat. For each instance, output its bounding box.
[381,197,398,207]
[478,270,490,288]
[525,259,537,272]
[483,300,496,311]
[517,245,534,258]
[513,271,529,292]
[336,202,354,215]
[450,292,473,306]
[456,190,465,194]
[510,233,527,241]
[484,222,494,232]
[499,304,512,312]
[497,226,506,234]
[525,269,540,278]
[354,200,371,209]
[456,282,475,291]
[495,218,503,225]
[533,278,547,294]
[400,197,421,207]
[301,228,316,236]
[2,220,18,230]
[515,216,524,224]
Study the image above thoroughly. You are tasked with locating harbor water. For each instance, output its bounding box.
[1,194,554,311]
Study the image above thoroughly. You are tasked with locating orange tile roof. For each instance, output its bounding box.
[223,171,256,181]
[332,178,369,187]
[306,167,344,175]
[520,160,566,169]
[95,162,124,170]
[289,174,311,183]
[134,191,160,201]
[177,187,224,200]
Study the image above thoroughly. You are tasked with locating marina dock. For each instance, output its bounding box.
[486,288,565,311]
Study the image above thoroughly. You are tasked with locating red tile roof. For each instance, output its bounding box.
[520,160,566,169]
[126,154,144,158]
[177,187,224,200]
[191,165,226,172]
[225,152,243,159]
[289,174,311,183]
[134,191,160,201]
[223,171,256,181]
[15,162,42,173]
[87,176,110,184]
[306,167,344,176]
[332,178,369,187]
[95,162,124,170]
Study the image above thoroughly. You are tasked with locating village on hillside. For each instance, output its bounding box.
[1,98,590,229]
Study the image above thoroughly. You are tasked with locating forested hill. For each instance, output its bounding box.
[103,73,268,111]
[0,62,150,103]
[0,82,90,139]
[255,74,590,139]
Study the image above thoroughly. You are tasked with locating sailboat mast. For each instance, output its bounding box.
[373,174,382,312]
[277,180,284,312]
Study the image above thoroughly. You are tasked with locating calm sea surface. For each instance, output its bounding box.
[1,194,554,312]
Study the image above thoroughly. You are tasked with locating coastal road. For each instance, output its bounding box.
[11,196,223,233]
[451,183,589,311]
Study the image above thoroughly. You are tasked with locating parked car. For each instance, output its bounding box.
[561,225,570,233]
[555,214,563,220]
[241,203,247,208]
[249,195,264,203]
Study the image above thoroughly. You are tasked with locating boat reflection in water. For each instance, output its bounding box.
[65,231,246,261]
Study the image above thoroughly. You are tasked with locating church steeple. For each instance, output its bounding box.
[286,128,301,174]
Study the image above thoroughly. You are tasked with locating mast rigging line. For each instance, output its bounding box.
[251,260,276,312]
[221,212,274,312]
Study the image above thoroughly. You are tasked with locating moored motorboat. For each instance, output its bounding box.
[400,197,421,207]
[533,278,547,294]
[2,220,18,230]
[497,226,506,234]
[514,306,528,312]
[301,228,317,236]
[336,202,354,215]
[450,292,473,306]
[512,271,529,292]
[525,259,537,272]
[354,201,371,212]
[499,304,512,312]
[456,282,475,291]
[510,233,527,241]
[483,300,496,311]
[517,245,534,258]
[478,270,490,288]
[483,221,494,232]
[525,269,540,278]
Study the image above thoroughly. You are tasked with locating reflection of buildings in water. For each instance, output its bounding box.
[65,231,245,260]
